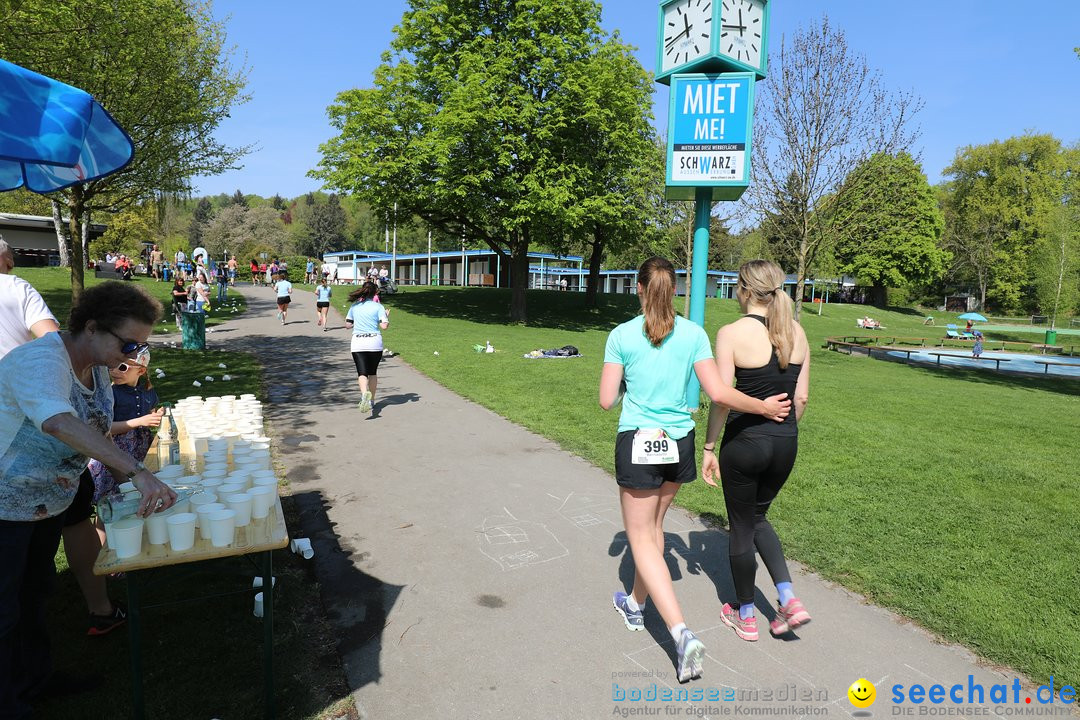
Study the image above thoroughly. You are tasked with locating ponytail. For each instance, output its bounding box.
[638,257,676,347]
[737,260,795,368]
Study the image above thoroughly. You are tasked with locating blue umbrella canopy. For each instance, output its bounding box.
[957,312,987,322]
[0,58,133,193]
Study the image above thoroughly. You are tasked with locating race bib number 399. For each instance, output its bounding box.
[632,429,680,465]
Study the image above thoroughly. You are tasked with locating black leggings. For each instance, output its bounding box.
[718,431,798,607]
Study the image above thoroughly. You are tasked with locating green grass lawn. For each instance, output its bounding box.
[338,285,1078,688]
[11,267,247,334]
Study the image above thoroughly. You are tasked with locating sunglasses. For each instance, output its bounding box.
[103,328,150,356]
[115,361,145,373]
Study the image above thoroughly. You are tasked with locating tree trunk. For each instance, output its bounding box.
[585,228,604,310]
[68,186,86,302]
[873,285,887,307]
[81,209,91,270]
[51,200,71,267]
[794,242,808,322]
[509,229,529,323]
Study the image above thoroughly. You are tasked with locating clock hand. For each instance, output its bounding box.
[721,24,747,31]
[738,8,745,35]
[665,27,690,47]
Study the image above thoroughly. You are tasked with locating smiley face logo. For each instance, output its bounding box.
[848,678,876,708]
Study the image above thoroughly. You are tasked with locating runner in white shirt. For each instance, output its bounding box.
[0,238,59,359]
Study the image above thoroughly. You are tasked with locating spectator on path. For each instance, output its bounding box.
[149,244,164,281]
[345,281,389,414]
[321,261,332,281]
[0,282,175,715]
[315,277,333,331]
[0,238,60,359]
[227,256,238,286]
[599,256,790,682]
[215,263,229,302]
[274,271,293,326]
[701,260,811,642]
[266,260,277,286]
[170,276,188,327]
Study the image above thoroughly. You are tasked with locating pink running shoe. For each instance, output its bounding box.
[720,602,758,642]
[769,598,811,636]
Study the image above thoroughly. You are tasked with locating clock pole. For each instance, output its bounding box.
[685,185,713,408]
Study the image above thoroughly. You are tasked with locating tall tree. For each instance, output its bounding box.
[746,17,922,319]
[0,0,250,299]
[830,152,949,306]
[188,197,214,247]
[313,0,645,322]
[304,194,348,257]
[1032,203,1080,327]
[230,190,249,208]
[940,134,1069,312]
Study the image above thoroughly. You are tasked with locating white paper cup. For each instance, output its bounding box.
[203,462,228,474]
[199,478,224,493]
[196,503,226,538]
[290,537,314,560]
[155,465,184,480]
[166,512,197,551]
[207,509,236,548]
[189,492,218,524]
[248,486,276,519]
[253,591,264,618]
[218,482,245,496]
[252,576,276,589]
[145,512,169,545]
[118,481,137,495]
[225,492,253,527]
[112,518,144,559]
[251,475,279,493]
[103,521,117,549]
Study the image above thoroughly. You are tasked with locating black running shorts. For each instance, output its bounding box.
[614,429,697,490]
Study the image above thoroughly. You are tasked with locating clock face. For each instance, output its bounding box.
[661,0,713,73]
[720,0,764,68]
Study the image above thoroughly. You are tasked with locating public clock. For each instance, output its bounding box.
[655,0,770,84]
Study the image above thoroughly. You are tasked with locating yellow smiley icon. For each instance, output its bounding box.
[848,678,876,709]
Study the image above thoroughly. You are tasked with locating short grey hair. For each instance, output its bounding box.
[0,236,10,258]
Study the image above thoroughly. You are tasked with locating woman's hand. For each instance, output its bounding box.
[138,408,165,428]
[702,451,721,487]
[761,393,791,422]
[132,470,177,517]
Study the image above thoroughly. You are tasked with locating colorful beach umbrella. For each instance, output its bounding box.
[957,312,987,322]
[0,58,133,193]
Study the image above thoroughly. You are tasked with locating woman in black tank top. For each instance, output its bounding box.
[700,260,812,642]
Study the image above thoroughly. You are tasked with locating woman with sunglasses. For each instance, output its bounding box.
[0,281,176,714]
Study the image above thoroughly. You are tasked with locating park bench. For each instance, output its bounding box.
[927,352,1011,371]
[94,262,123,280]
[1030,344,1063,355]
[1033,360,1075,375]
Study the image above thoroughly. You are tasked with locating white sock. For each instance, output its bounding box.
[626,595,643,612]
[669,623,687,643]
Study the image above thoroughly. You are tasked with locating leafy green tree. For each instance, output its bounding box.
[313,0,650,322]
[188,197,214,247]
[940,134,1069,312]
[746,17,922,319]
[0,0,250,299]
[303,194,348,257]
[92,206,155,262]
[230,190,249,208]
[830,152,948,306]
[1032,202,1080,326]
[202,204,287,265]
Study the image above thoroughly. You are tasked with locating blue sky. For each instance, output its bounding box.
[194,0,1080,199]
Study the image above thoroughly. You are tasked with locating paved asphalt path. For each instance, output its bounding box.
[203,284,1054,720]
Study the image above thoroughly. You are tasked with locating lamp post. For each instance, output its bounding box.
[391,202,397,280]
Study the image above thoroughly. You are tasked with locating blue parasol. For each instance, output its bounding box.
[957,312,987,322]
[0,58,133,193]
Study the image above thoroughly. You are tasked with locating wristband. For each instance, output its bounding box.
[125,460,147,480]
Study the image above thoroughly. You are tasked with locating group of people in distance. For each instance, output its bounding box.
[602,257,810,683]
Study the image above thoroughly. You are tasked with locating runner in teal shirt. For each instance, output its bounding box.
[598,256,790,685]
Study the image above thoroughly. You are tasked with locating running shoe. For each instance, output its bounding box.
[676,628,705,683]
[612,591,644,631]
[358,391,372,413]
[769,598,811,636]
[720,602,759,642]
[87,603,127,637]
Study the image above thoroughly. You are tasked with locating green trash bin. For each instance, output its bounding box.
[180,310,206,350]
[1045,329,1057,346]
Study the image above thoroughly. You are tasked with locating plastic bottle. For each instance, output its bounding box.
[97,484,198,523]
